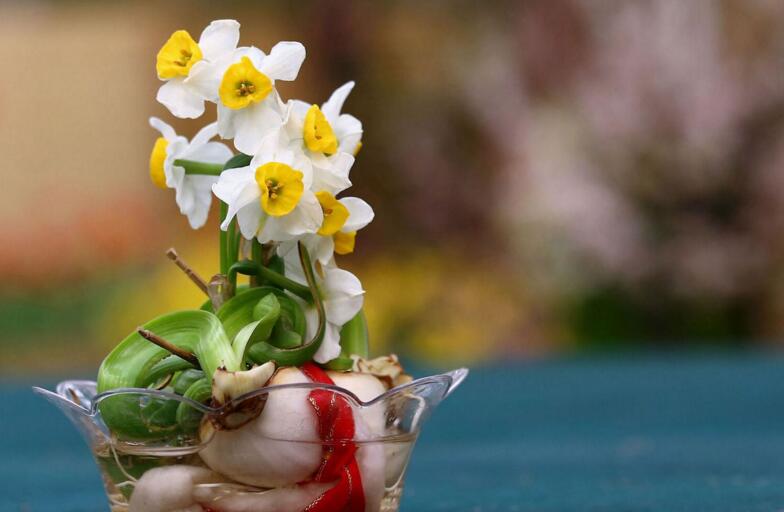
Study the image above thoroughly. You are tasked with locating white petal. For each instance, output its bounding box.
[321,81,355,122]
[189,122,220,148]
[283,100,309,142]
[281,249,307,284]
[274,147,296,167]
[271,191,323,239]
[334,113,363,137]
[311,166,351,196]
[276,239,299,262]
[341,197,374,232]
[156,80,205,119]
[313,236,335,265]
[185,141,234,165]
[231,96,285,155]
[280,234,332,266]
[185,59,224,103]
[175,177,196,220]
[182,175,217,229]
[311,153,352,195]
[323,267,364,325]
[149,116,177,142]
[212,166,251,201]
[236,202,263,239]
[251,131,285,166]
[217,104,237,139]
[164,139,189,188]
[259,42,306,81]
[257,217,286,244]
[313,321,342,364]
[293,154,314,189]
[330,152,355,176]
[288,99,311,120]
[334,114,362,154]
[212,167,260,231]
[173,163,205,215]
[198,20,240,61]
[340,136,362,158]
[242,46,267,69]
[223,180,260,232]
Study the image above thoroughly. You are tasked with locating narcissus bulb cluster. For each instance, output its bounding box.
[25,18,465,512]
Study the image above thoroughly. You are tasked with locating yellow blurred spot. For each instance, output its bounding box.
[93,237,219,350]
[360,249,529,365]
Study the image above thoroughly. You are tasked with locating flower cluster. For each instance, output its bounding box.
[148,20,372,363]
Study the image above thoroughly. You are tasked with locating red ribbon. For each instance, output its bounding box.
[301,362,366,512]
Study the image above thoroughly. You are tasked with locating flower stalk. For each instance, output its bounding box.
[250,240,262,287]
[219,201,229,275]
[227,260,312,301]
[173,159,225,176]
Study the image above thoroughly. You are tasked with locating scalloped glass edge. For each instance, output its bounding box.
[32,368,468,445]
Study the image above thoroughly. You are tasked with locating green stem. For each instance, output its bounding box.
[227,219,238,290]
[173,159,224,176]
[259,265,312,301]
[227,260,312,301]
[245,243,326,366]
[250,241,262,287]
[231,221,241,269]
[219,201,228,275]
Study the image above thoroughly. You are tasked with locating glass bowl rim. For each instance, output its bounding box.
[34,368,468,416]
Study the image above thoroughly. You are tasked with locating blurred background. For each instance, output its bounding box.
[3,0,784,377]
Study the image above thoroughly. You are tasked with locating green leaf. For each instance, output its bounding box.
[245,243,326,366]
[231,295,280,364]
[269,325,303,349]
[96,310,239,440]
[324,310,369,370]
[145,355,195,385]
[252,293,281,323]
[218,286,304,341]
[223,153,252,170]
[176,377,211,433]
[172,368,205,394]
[340,309,370,359]
[324,353,354,371]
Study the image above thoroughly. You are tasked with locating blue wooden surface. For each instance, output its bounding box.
[3,355,784,511]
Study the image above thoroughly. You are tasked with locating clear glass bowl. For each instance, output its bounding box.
[34,368,467,512]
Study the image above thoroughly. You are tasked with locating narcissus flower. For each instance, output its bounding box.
[284,82,364,193]
[279,192,374,264]
[287,81,363,156]
[149,117,233,229]
[156,20,240,119]
[328,195,374,255]
[212,43,306,155]
[212,133,322,243]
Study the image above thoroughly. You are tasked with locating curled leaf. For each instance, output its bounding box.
[97,310,240,439]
